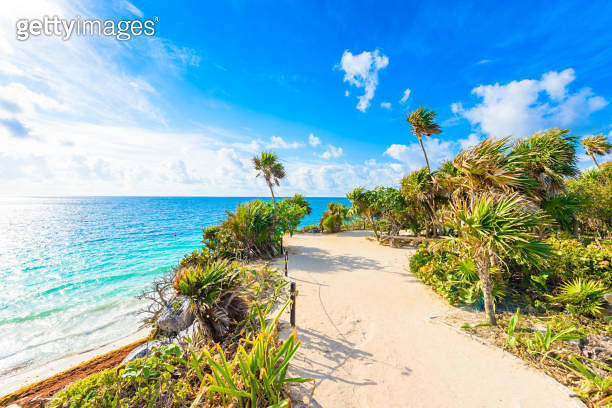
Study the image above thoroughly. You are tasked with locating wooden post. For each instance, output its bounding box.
[284,251,288,277]
[290,281,296,327]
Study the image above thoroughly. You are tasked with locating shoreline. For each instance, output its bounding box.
[0,327,150,398]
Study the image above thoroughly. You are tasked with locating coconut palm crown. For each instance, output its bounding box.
[252,151,286,206]
[581,134,612,168]
[406,106,442,171]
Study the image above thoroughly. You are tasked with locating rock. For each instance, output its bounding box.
[156,296,194,335]
[579,334,612,360]
[174,321,200,345]
[122,339,168,364]
[604,293,612,313]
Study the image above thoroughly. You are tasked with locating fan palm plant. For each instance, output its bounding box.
[252,151,286,206]
[452,137,532,196]
[511,128,578,198]
[581,134,612,168]
[406,106,442,172]
[443,193,553,325]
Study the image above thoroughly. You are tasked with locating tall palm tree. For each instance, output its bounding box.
[443,193,552,325]
[252,152,286,206]
[406,106,442,172]
[581,134,612,168]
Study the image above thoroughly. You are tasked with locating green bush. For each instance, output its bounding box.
[49,345,192,408]
[320,202,349,233]
[195,199,307,261]
[544,238,612,289]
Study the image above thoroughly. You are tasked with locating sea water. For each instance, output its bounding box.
[0,196,348,376]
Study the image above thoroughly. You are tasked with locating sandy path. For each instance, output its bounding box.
[282,231,583,408]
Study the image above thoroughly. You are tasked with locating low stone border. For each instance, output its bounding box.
[426,313,588,408]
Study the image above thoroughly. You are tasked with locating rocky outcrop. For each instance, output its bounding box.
[156,296,194,335]
[121,339,169,364]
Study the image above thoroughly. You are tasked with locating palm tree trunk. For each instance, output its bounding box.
[417,133,431,171]
[476,253,497,325]
[267,182,276,206]
[590,153,600,169]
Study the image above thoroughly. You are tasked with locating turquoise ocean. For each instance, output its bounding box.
[0,196,348,376]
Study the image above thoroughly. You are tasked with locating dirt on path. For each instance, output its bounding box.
[282,231,584,408]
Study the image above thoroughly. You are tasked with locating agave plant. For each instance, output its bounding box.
[442,193,553,325]
[548,278,608,316]
[406,106,442,171]
[253,151,286,206]
[174,260,251,340]
[581,134,612,168]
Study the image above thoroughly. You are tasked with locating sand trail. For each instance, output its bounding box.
[282,231,583,408]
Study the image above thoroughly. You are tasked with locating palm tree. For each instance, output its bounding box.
[252,152,286,206]
[511,128,578,198]
[443,193,552,325]
[452,137,532,197]
[406,106,442,172]
[320,202,349,233]
[581,134,611,168]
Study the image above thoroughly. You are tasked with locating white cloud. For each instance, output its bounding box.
[384,137,453,170]
[454,69,608,139]
[266,136,303,149]
[121,0,144,17]
[308,133,321,147]
[476,59,492,65]
[338,49,389,112]
[380,102,391,110]
[319,144,343,159]
[458,133,481,150]
[345,90,349,97]
[399,88,411,104]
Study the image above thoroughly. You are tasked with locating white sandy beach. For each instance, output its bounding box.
[282,231,584,408]
[0,328,149,396]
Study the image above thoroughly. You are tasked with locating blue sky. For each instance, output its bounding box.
[1,0,611,196]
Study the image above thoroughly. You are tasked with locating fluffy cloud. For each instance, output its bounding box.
[458,133,482,150]
[266,136,303,149]
[453,69,608,139]
[308,133,321,147]
[338,49,389,112]
[380,102,391,110]
[319,145,343,159]
[399,88,411,104]
[384,137,453,170]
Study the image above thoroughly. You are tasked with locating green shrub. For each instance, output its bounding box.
[410,243,506,307]
[297,223,320,233]
[49,345,192,408]
[544,238,612,288]
[195,302,311,407]
[194,199,307,261]
[320,202,349,233]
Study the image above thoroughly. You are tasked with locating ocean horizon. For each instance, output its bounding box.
[0,196,349,376]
